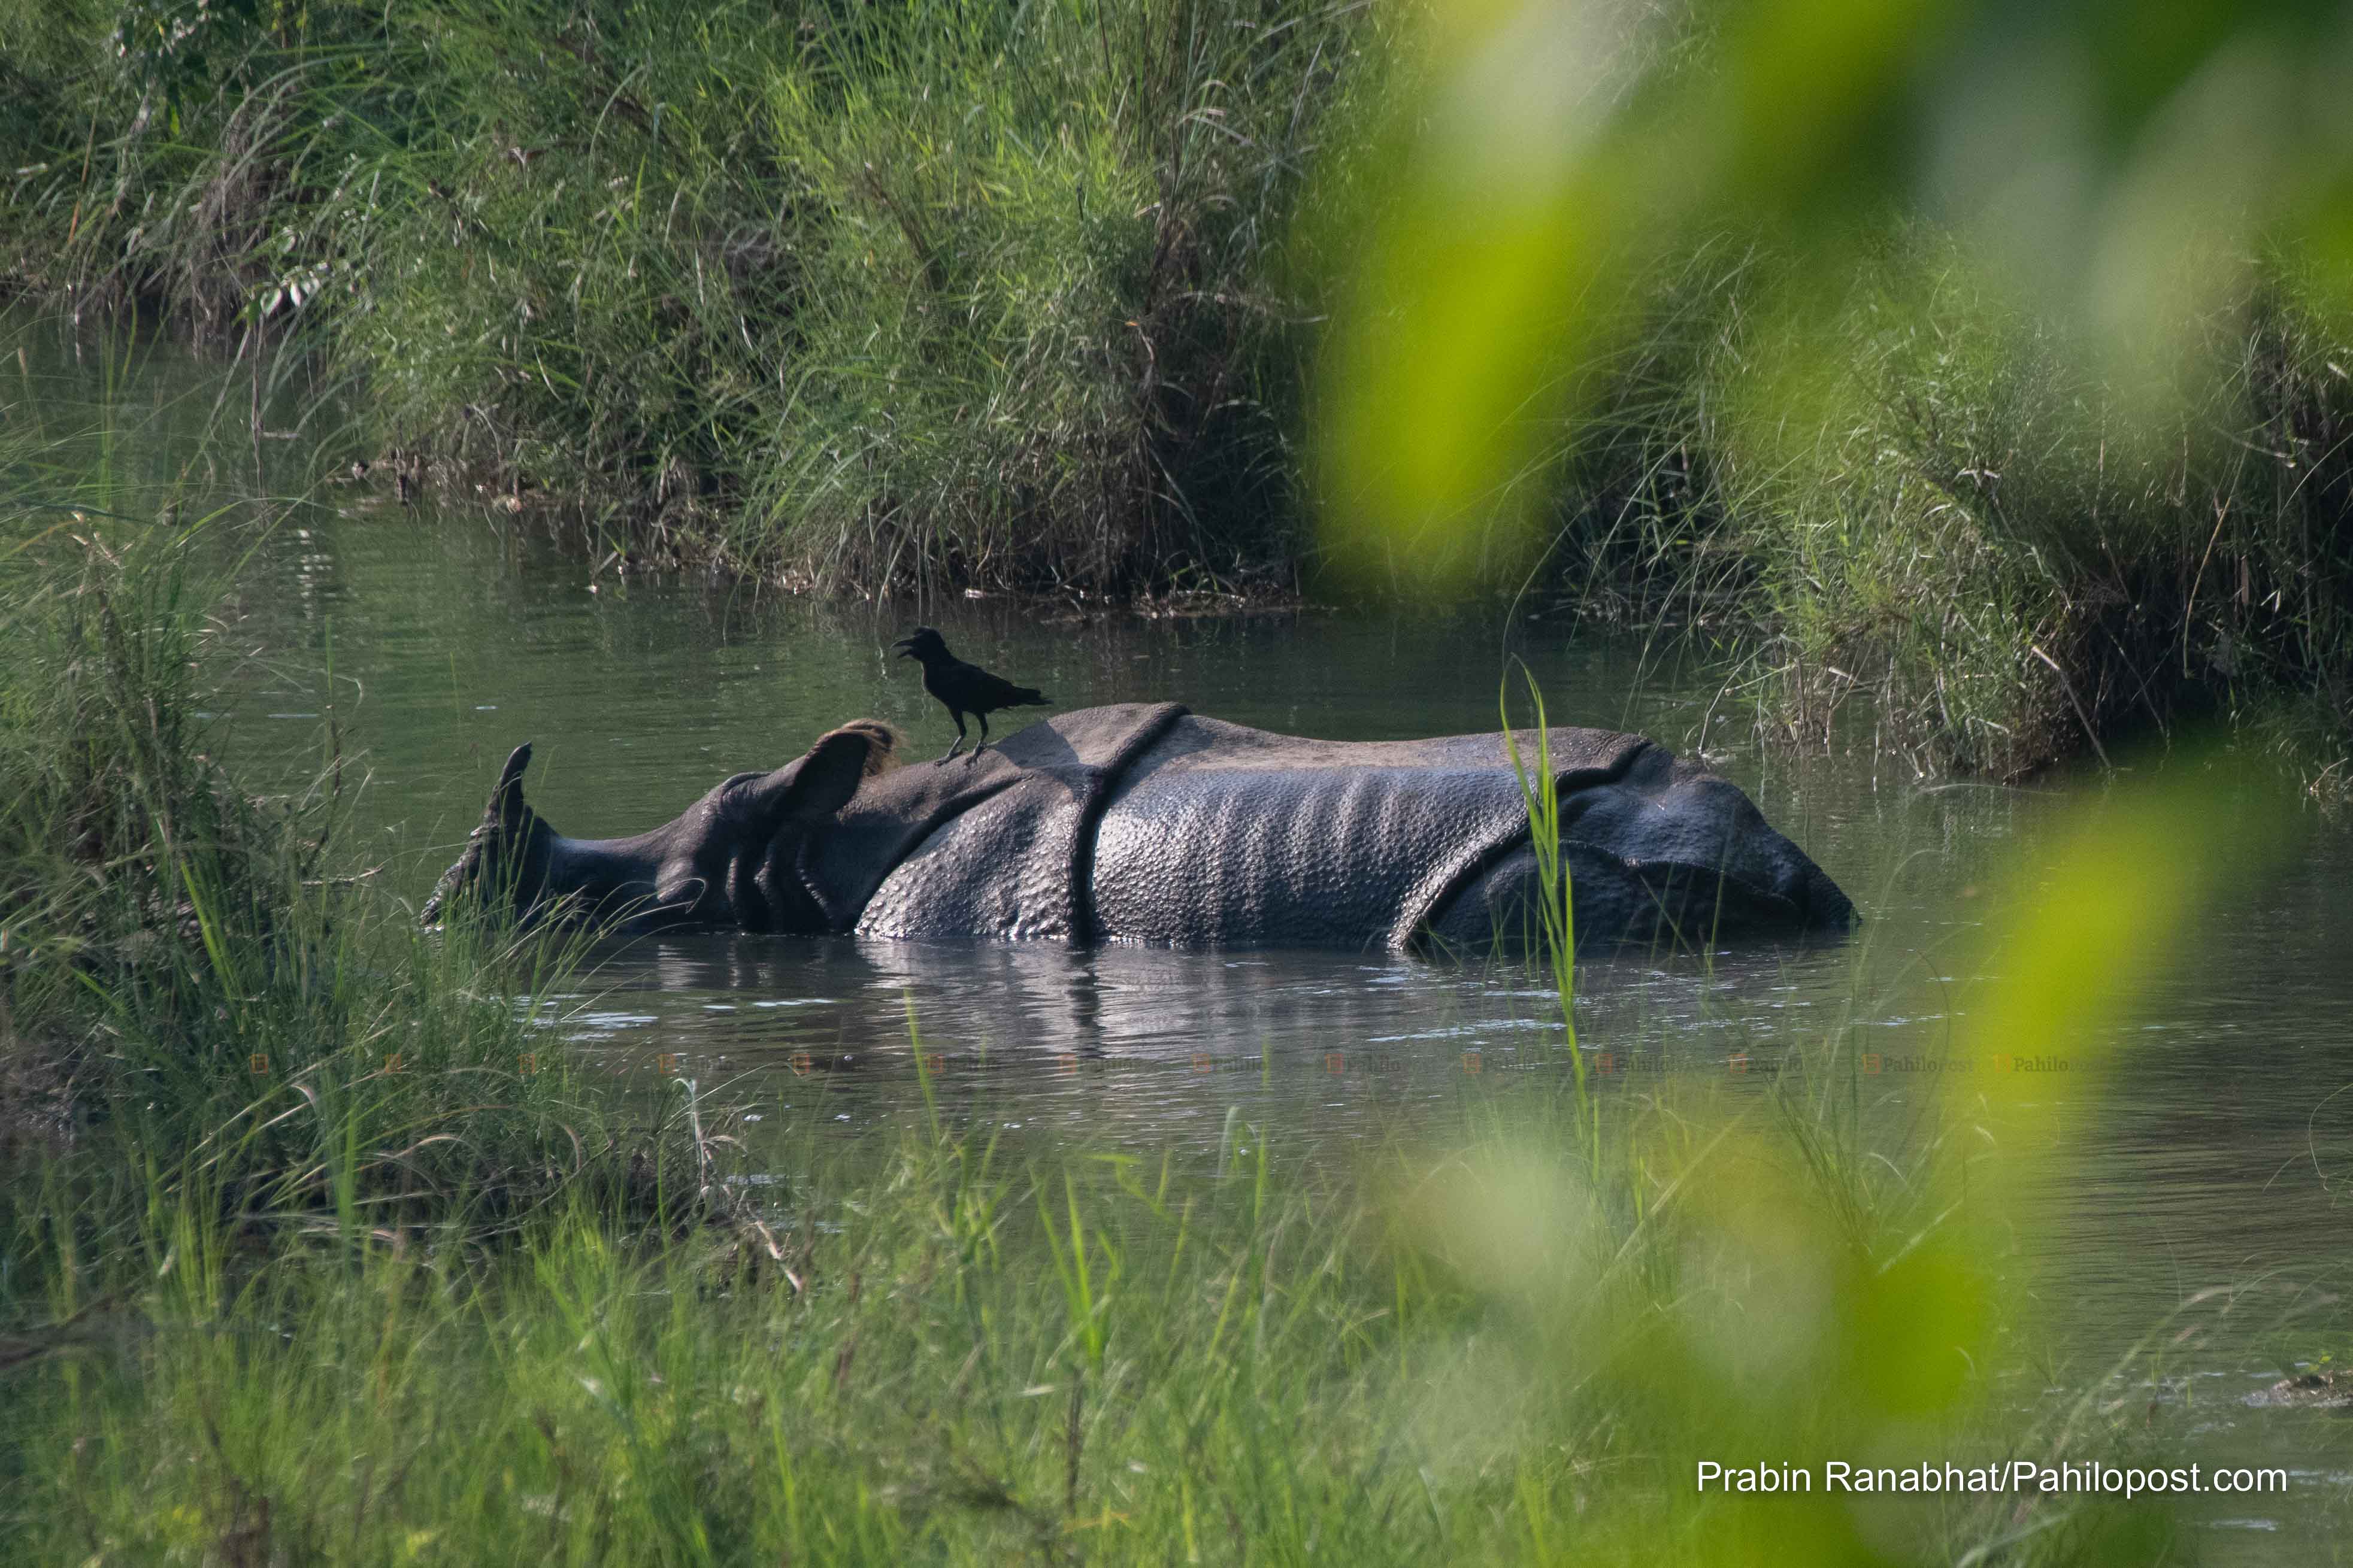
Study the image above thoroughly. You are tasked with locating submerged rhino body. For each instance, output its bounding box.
[425,703,1854,952]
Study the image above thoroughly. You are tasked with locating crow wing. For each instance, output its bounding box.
[952,662,1047,711]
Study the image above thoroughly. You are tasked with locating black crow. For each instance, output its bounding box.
[892,627,1050,762]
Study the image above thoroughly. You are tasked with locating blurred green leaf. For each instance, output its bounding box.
[1315,0,2353,596]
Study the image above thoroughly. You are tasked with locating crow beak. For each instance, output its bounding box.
[890,638,913,659]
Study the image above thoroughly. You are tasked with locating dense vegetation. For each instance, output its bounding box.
[2,0,1378,595]
[0,517,708,1218]
[5,0,2352,779]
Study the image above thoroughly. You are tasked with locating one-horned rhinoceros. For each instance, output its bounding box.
[422,703,1855,951]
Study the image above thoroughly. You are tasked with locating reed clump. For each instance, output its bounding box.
[1513,235,2353,782]
[2,0,1386,596]
[0,512,725,1257]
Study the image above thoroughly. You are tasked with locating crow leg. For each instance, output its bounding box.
[967,712,992,762]
[940,712,967,762]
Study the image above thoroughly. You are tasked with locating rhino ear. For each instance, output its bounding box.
[491,743,534,832]
[740,724,887,834]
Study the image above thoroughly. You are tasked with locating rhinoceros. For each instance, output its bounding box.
[422,703,1854,951]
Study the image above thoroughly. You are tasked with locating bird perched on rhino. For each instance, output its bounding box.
[892,626,1050,762]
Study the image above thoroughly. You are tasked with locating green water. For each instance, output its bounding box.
[8,313,2351,1555]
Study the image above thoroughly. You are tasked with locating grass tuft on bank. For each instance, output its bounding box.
[4,0,1385,596]
[1700,239,2353,781]
[0,503,733,1285]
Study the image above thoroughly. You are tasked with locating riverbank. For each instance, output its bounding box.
[7,0,2352,787]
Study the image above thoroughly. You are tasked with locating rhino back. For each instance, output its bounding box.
[1088,716,1648,950]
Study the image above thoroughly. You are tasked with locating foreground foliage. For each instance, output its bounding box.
[0,511,716,1254]
[1,1088,2200,1568]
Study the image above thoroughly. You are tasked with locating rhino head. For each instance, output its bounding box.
[421,721,898,931]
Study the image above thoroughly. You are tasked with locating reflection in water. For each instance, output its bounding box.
[570,928,1848,1079]
[12,309,2353,1557]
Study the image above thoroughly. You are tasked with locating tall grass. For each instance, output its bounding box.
[2,0,1389,596]
[0,492,730,1291]
[1,1044,2198,1568]
[1470,232,2353,783]
[1700,235,2353,781]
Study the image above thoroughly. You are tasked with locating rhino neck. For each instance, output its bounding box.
[532,828,677,926]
